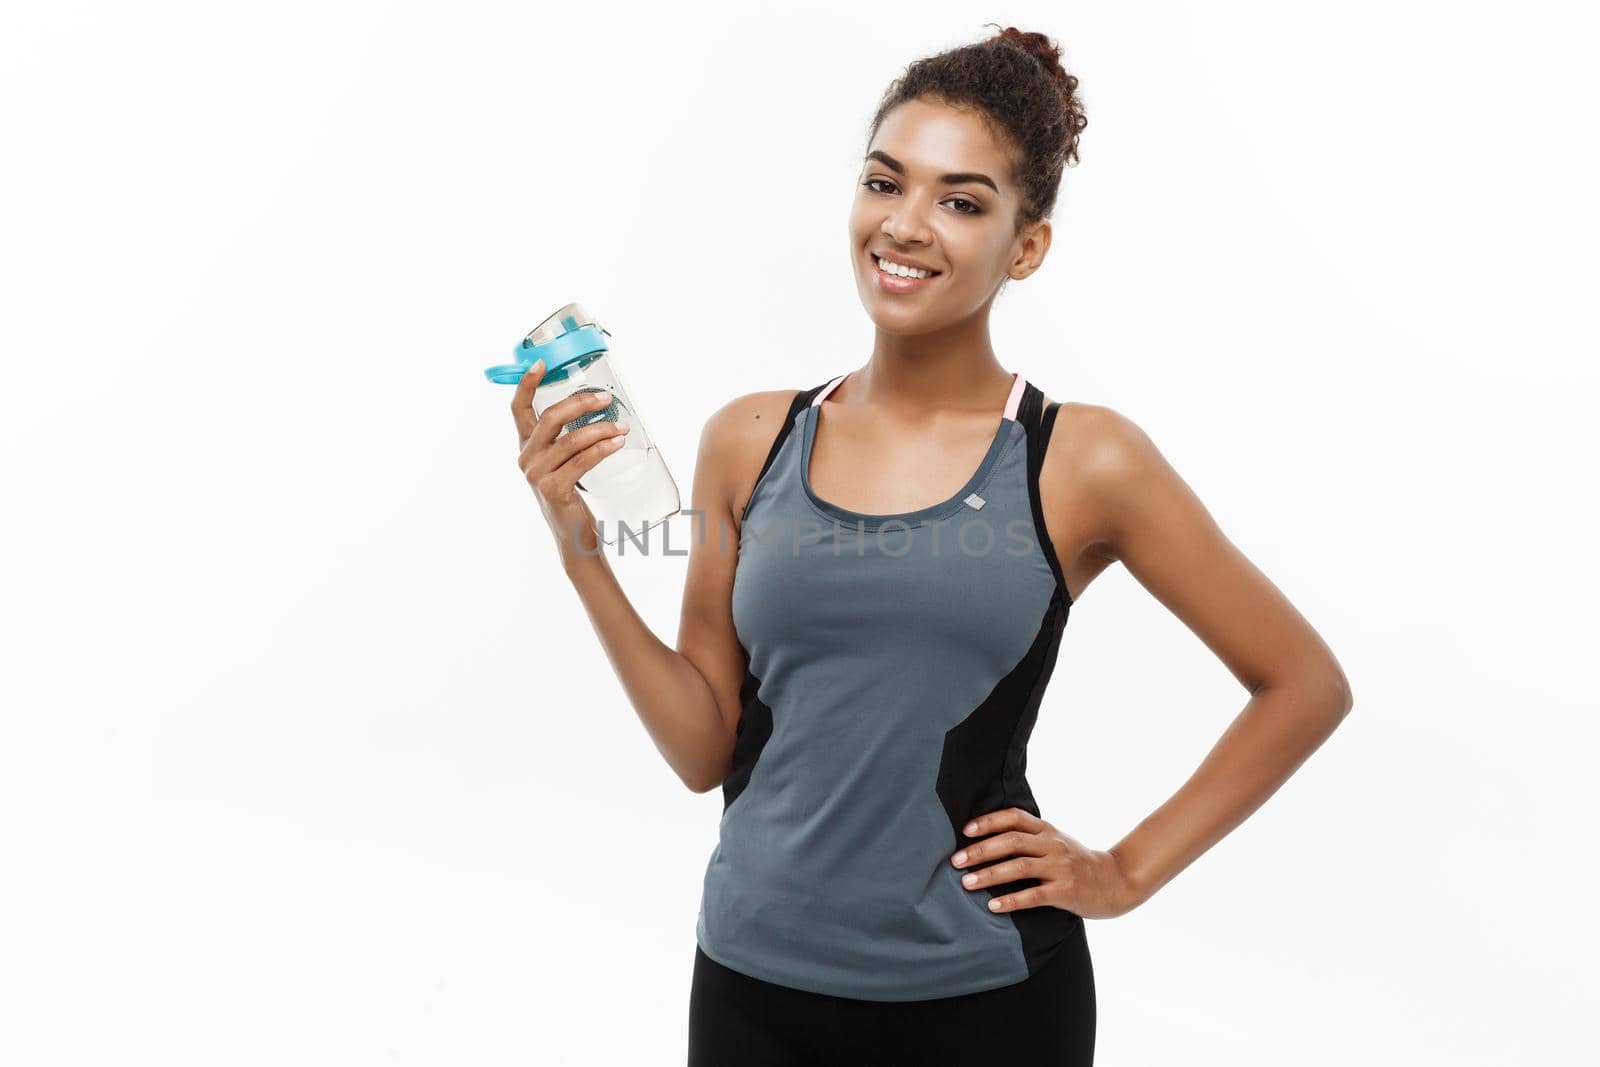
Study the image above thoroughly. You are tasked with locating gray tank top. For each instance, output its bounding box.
[695,370,1081,1001]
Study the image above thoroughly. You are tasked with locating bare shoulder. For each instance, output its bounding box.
[695,388,804,515]
[1035,397,1175,571]
[698,388,803,465]
[1041,399,1166,486]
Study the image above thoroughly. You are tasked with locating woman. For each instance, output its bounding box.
[511,26,1353,1066]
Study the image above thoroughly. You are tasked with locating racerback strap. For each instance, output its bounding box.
[1020,382,1070,604]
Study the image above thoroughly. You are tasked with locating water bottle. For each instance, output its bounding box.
[485,302,681,545]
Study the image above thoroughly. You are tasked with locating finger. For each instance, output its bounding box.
[957,854,1043,891]
[951,829,1045,868]
[521,416,628,480]
[530,387,617,451]
[532,425,630,499]
[961,806,1044,839]
[510,358,546,442]
[982,884,1049,914]
[523,420,630,492]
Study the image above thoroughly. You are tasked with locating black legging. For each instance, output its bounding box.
[688,929,1096,1065]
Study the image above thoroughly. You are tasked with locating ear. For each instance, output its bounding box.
[1011,218,1052,279]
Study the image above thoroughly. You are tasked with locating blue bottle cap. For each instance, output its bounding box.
[484,321,610,385]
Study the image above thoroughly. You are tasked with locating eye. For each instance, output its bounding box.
[860,179,984,216]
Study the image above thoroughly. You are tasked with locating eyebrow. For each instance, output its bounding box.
[863,150,999,194]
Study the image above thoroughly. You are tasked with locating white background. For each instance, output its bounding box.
[4,1,1596,1063]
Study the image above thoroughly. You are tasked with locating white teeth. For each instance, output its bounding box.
[875,255,936,279]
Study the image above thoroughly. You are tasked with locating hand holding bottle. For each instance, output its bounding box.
[511,358,631,561]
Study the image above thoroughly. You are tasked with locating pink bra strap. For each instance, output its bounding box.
[1002,371,1026,421]
[811,374,847,406]
[813,370,1023,415]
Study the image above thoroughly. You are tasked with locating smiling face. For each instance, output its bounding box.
[851,96,1051,333]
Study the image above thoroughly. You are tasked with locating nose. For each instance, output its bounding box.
[881,199,935,247]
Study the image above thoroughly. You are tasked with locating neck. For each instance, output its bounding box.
[848,320,1013,413]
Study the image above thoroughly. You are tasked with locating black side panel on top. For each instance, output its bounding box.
[934,380,1083,977]
[934,582,1080,976]
[722,667,773,811]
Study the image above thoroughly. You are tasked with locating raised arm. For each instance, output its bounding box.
[515,357,796,793]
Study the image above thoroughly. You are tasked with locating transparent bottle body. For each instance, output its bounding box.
[532,348,680,545]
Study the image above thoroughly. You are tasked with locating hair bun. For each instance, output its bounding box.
[987,24,1079,105]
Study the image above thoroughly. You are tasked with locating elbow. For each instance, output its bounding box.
[1327,667,1354,720]
[1334,663,1354,716]
[684,761,730,796]
[1300,652,1354,721]
[686,727,736,795]
[1256,663,1353,721]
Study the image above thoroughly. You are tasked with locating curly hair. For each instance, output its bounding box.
[865,25,1087,236]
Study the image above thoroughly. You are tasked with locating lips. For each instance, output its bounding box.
[870,250,943,276]
[867,250,944,293]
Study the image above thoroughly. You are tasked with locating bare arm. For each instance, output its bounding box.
[1059,405,1355,907]
[668,391,805,791]
[515,364,793,793]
